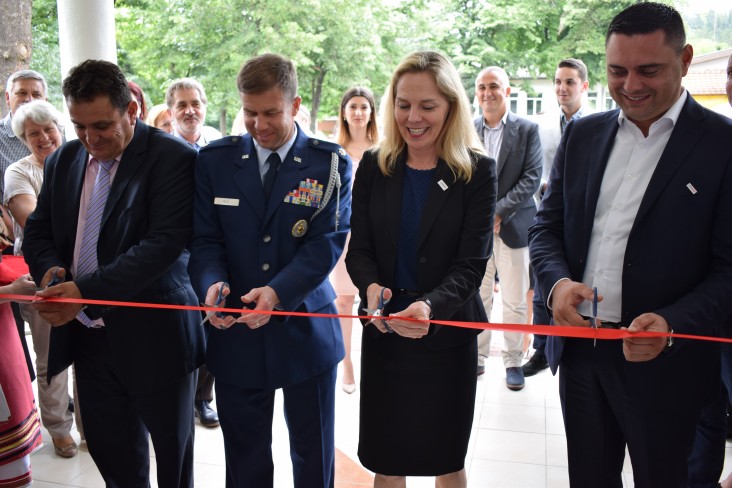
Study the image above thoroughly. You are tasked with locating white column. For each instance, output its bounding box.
[57,0,116,81]
[56,0,116,139]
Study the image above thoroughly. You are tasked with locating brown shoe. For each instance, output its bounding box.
[53,437,78,458]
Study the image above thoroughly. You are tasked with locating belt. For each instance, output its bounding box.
[580,315,622,329]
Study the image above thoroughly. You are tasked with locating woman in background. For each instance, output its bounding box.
[146,103,174,133]
[0,239,43,485]
[346,51,496,487]
[6,100,80,458]
[128,81,147,120]
[330,86,379,393]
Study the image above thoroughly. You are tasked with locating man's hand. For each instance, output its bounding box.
[34,280,84,326]
[365,283,392,333]
[493,215,502,234]
[551,279,602,327]
[622,313,670,362]
[237,286,280,329]
[385,300,430,339]
[204,281,235,329]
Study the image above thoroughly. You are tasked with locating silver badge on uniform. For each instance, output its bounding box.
[292,219,308,238]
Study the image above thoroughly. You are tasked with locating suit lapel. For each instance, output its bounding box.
[583,113,620,248]
[385,151,406,251]
[234,137,266,222]
[102,122,147,229]
[416,159,453,250]
[497,113,518,176]
[67,144,87,253]
[632,96,704,229]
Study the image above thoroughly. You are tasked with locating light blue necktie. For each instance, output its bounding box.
[76,158,115,327]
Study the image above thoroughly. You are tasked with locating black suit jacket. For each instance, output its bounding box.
[23,121,205,394]
[529,94,732,406]
[474,112,542,248]
[346,149,497,348]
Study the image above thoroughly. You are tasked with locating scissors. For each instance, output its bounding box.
[39,267,64,291]
[589,287,598,347]
[365,287,393,333]
[200,282,228,326]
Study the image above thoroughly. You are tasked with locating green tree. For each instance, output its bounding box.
[115,0,410,134]
[29,0,62,108]
[436,0,639,95]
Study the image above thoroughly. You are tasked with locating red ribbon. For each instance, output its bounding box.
[4,293,731,344]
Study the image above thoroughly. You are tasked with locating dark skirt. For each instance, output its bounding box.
[357,322,477,476]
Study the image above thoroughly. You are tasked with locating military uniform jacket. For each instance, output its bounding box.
[188,124,352,390]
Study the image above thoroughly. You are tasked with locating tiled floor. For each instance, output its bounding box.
[23,298,732,487]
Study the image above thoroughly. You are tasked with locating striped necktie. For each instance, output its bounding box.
[76,158,115,327]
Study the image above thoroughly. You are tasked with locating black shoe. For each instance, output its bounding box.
[477,364,485,377]
[194,400,220,428]
[68,397,75,413]
[521,351,549,377]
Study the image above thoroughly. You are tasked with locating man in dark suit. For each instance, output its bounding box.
[187,53,351,487]
[23,60,205,488]
[524,58,593,379]
[529,3,732,486]
[473,66,542,390]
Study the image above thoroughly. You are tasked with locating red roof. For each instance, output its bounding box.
[684,69,727,95]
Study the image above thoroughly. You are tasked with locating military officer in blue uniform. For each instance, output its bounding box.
[188,53,351,488]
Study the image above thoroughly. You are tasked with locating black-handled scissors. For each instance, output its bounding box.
[200,282,228,326]
[365,287,393,333]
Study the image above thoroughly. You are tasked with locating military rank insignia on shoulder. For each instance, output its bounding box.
[199,135,241,154]
[308,138,348,161]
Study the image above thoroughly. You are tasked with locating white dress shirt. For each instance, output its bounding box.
[576,91,688,322]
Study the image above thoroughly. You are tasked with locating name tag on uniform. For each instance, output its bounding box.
[214,197,240,206]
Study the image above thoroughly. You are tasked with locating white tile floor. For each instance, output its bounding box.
[24,296,732,487]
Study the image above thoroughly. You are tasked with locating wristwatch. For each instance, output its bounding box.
[415,297,434,319]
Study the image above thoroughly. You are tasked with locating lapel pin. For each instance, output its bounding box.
[437,180,448,191]
[294,156,302,163]
[242,154,250,159]
[686,183,697,195]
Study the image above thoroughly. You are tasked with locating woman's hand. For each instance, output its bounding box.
[365,283,392,333]
[385,301,430,339]
[8,274,37,296]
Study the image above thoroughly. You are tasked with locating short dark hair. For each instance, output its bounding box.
[62,59,132,111]
[236,53,298,101]
[606,2,686,53]
[557,58,588,83]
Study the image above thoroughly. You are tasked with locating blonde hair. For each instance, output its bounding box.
[146,104,169,127]
[378,50,484,182]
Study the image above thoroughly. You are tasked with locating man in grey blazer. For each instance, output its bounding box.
[474,66,542,390]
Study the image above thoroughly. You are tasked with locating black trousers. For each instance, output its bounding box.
[72,322,196,488]
[559,338,701,488]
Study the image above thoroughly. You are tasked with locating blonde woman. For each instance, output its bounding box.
[346,51,497,487]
